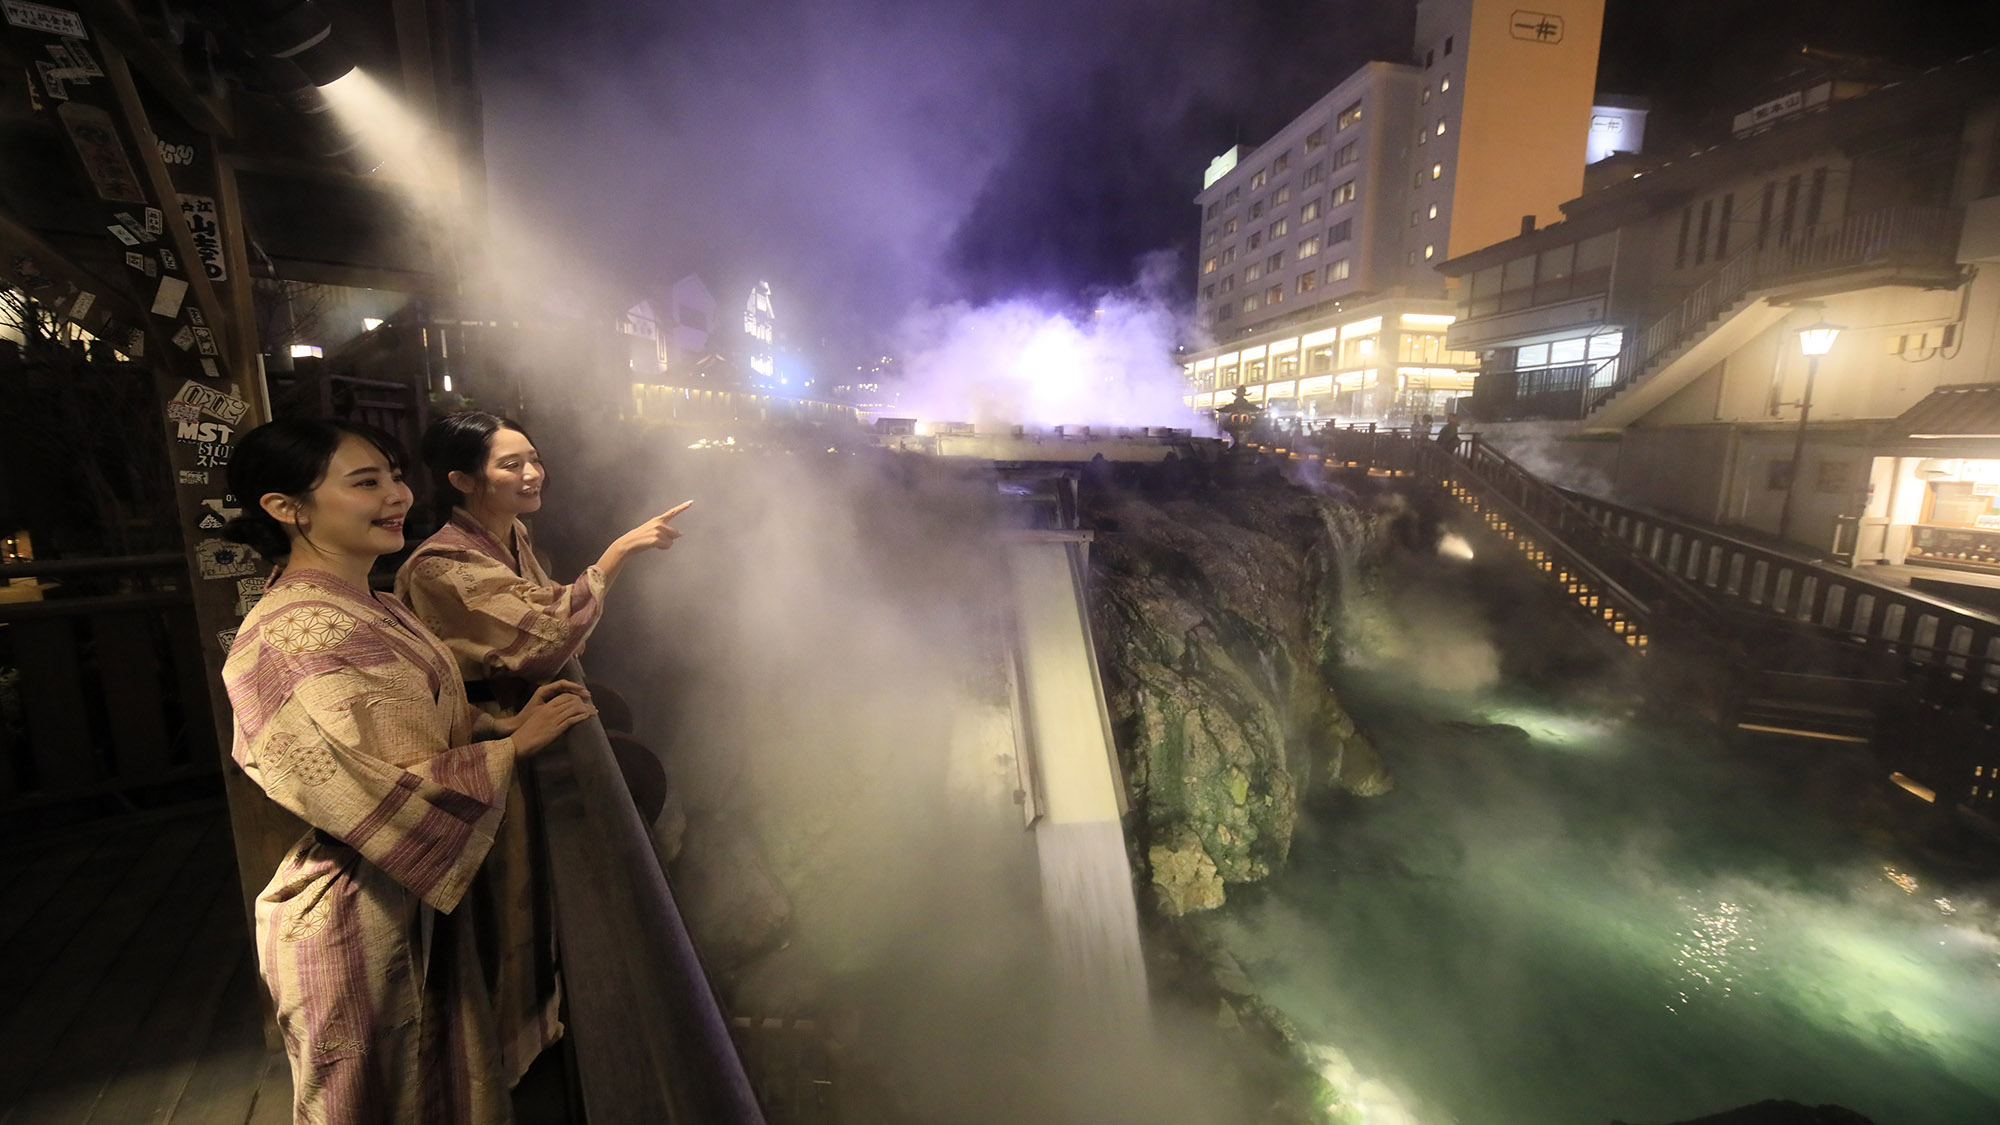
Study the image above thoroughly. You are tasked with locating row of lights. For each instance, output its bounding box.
[1443,477,1649,650]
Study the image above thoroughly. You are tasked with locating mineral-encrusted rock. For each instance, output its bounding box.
[1087,479,1395,912]
[1149,823,1226,916]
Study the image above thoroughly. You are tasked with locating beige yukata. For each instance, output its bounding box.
[395,510,607,1085]
[223,568,520,1124]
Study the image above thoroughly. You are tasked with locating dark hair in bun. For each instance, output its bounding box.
[222,419,407,560]
[421,410,533,512]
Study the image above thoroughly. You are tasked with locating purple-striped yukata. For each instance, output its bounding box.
[395,510,605,1083]
[224,569,518,1124]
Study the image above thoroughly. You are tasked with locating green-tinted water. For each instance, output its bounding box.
[1209,671,2000,1125]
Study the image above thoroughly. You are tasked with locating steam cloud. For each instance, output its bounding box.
[891,254,1206,429]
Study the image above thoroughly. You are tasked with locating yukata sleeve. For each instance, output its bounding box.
[238,666,517,914]
[406,551,608,683]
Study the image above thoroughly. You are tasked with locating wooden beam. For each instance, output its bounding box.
[72,0,234,137]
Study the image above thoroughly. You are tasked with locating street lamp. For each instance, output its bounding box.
[1775,319,1843,542]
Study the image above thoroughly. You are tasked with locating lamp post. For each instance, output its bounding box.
[1775,320,1843,543]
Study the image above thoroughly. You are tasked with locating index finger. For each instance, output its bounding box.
[659,500,694,522]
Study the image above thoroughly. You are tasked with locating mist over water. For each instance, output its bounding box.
[1208,573,2000,1125]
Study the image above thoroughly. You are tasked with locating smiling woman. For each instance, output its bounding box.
[217,418,595,1122]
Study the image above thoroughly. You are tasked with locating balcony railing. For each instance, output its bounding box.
[1592,206,1963,414]
[1469,361,1611,421]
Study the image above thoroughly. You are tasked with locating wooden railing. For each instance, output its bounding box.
[1554,488,2000,720]
[533,658,766,1125]
[0,555,217,815]
[1593,206,1963,413]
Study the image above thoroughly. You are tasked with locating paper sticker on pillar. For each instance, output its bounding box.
[174,419,234,467]
[143,207,164,236]
[107,224,140,246]
[191,326,218,356]
[178,470,209,486]
[172,325,196,351]
[216,627,239,653]
[58,102,145,203]
[159,247,178,272]
[172,380,248,425]
[124,251,157,277]
[3,1,88,39]
[178,195,227,282]
[235,576,266,616]
[196,510,225,531]
[150,275,187,317]
[196,538,259,580]
[114,212,151,242]
[68,291,94,321]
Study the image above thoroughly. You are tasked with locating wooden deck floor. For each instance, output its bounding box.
[0,802,290,1125]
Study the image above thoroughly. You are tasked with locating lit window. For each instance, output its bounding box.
[361,317,383,332]
[1422,87,1431,104]
[1298,235,1321,258]
[1251,168,1269,189]
[1246,262,1263,281]
[1305,127,1326,152]
[1518,343,1549,366]
[1305,162,1326,185]
[1338,101,1363,130]
[1428,203,1439,220]
[1302,199,1322,222]
[1436,118,1447,136]
[1333,140,1359,169]
[1225,217,1239,234]
[1588,332,1624,359]
[1225,188,1240,206]
[1550,338,1587,364]
[1419,128,1427,146]
[1244,296,1259,313]
[1432,162,1444,179]
[1424,244,1435,260]
[1221,276,1236,293]
[1332,180,1356,205]
[1270,218,1289,238]
[1222,247,1237,264]
[1328,258,1351,282]
[1266,284,1284,305]
[1274,184,1292,204]
[1298,271,1318,294]
[1203,257,1218,275]
[1267,252,1283,271]
[1441,75,1451,92]
[1274,151,1291,172]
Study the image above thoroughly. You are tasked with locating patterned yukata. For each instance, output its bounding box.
[394,510,606,1085]
[223,568,519,1124]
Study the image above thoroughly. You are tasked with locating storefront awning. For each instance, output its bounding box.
[1892,383,2000,439]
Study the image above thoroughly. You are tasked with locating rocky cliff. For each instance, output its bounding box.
[1083,474,1397,916]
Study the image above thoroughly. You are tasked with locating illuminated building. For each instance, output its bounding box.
[744,280,777,387]
[1438,52,2000,563]
[1185,0,1607,421]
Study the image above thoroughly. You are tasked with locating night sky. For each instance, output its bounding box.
[476,0,1999,355]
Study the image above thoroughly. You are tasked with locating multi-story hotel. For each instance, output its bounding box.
[1183,0,1607,422]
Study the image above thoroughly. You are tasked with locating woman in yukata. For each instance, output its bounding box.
[220,418,596,1124]
[393,409,690,1084]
